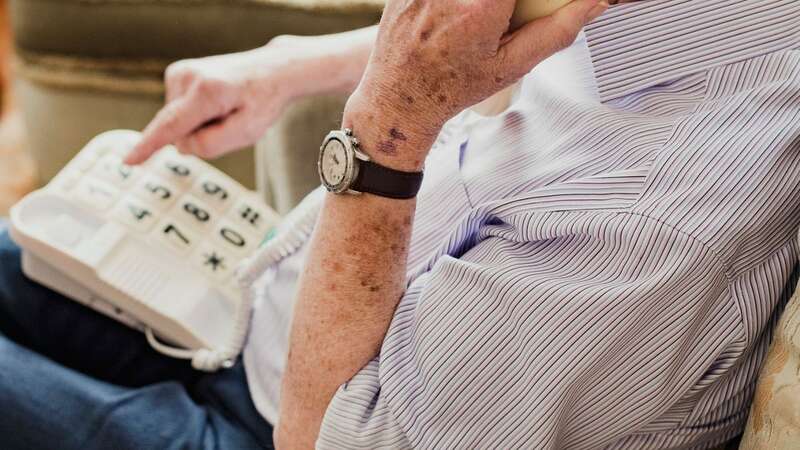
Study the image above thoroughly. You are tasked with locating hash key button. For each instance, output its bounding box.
[231,199,278,238]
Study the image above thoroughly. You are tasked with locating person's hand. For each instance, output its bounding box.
[124,45,294,164]
[125,28,377,165]
[344,0,607,170]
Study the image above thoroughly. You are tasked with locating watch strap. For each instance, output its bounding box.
[352,160,424,200]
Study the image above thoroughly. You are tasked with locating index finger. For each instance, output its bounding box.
[124,96,215,165]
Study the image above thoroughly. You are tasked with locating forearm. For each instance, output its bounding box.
[274,25,378,100]
[276,91,436,449]
[275,0,604,446]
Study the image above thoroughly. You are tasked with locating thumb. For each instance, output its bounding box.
[497,0,608,77]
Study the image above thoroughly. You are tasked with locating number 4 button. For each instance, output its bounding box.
[112,199,157,233]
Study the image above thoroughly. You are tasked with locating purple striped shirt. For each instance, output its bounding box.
[242,0,800,448]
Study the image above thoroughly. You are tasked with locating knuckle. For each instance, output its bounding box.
[165,62,193,83]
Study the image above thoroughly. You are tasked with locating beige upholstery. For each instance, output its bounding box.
[741,289,800,449]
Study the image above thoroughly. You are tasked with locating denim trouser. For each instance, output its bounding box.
[0,223,274,450]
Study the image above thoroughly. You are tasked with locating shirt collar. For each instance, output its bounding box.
[584,0,800,102]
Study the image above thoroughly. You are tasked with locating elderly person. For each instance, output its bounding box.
[2,0,800,448]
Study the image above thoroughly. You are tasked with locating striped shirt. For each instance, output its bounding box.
[242,0,800,448]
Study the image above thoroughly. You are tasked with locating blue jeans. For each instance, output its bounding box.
[0,223,274,450]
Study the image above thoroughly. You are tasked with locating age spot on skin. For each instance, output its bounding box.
[377,128,408,155]
[437,94,447,104]
[389,128,407,141]
[420,29,432,41]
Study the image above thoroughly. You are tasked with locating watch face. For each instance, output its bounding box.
[321,139,349,188]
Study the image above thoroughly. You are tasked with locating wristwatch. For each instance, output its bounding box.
[318,128,424,199]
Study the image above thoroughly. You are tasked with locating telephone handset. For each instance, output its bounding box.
[511,0,576,29]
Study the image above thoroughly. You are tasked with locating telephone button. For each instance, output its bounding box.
[193,243,237,283]
[152,150,197,186]
[230,198,277,239]
[74,179,120,212]
[91,155,140,188]
[132,176,180,211]
[192,177,235,213]
[213,220,252,255]
[172,194,215,233]
[112,198,157,233]
[152,220,197,255]
[49,169,83,193]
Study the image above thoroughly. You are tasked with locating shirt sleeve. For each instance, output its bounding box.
[316,212,741,449]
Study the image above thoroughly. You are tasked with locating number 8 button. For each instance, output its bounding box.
[173,194,214,232]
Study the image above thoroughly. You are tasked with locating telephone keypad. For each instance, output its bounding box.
[51,135,279,291]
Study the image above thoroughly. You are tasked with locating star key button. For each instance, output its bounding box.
[193,243,237,282]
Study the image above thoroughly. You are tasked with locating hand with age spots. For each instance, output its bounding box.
[344,0,607,171]
[277,2,608,448]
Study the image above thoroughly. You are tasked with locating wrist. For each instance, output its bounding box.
[342,87,442,172]
[267,30,373,99]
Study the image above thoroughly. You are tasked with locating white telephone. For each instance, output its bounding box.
[9,130,281,371]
